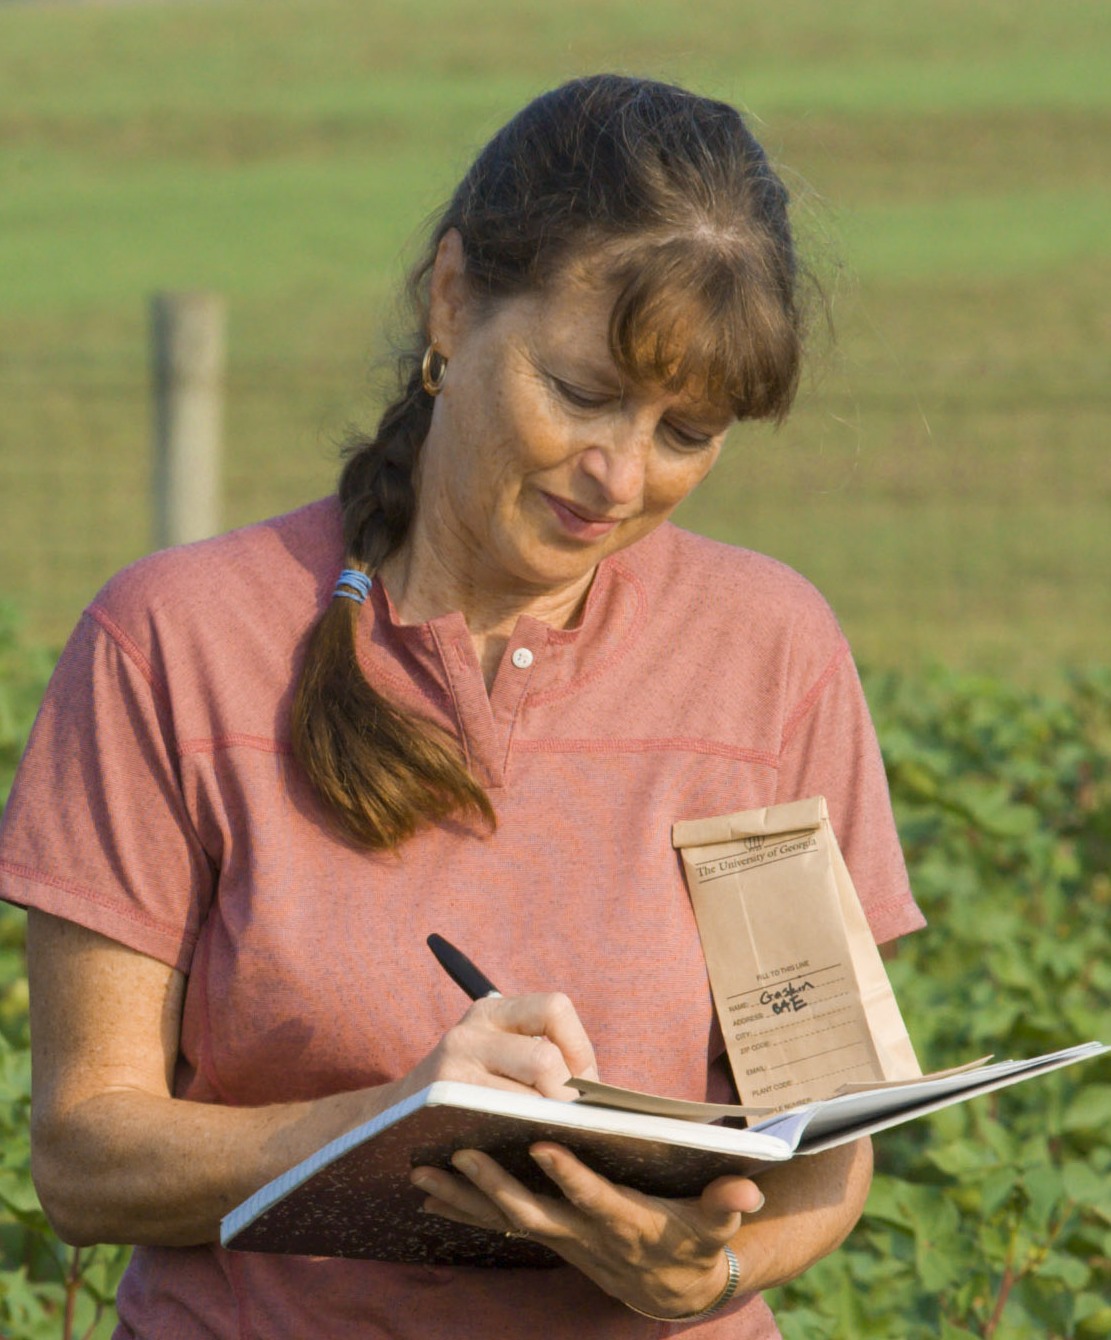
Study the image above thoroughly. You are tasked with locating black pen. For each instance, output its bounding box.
[427,933,502,1000]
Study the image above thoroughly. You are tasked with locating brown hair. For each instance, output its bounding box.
[293,74,807,849]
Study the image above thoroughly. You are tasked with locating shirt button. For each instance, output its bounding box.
[511,647,534,669]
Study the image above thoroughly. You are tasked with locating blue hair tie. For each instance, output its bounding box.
[333,568,373,604]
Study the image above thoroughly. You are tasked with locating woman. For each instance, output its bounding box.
[0,75,923,1336]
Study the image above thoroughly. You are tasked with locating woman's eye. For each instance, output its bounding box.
[665,421,715,450]
[553,378,611,410]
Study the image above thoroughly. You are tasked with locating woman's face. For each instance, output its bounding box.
[416,234,732,603]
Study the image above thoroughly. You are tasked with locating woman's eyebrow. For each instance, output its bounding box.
[528,343,732,425]
[530,347,623,388]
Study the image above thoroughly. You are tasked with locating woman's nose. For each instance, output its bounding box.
[577,423,650,506]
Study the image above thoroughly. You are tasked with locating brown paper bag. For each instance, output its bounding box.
[673,796,920,1112]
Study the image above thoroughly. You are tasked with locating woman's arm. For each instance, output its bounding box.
[726,1137,872,1290]
[26,911,597,1247]
[32,905,869,1310]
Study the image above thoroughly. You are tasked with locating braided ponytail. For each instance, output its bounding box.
[291,357,496,850]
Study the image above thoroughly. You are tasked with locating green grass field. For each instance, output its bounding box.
[1,0,1108,680]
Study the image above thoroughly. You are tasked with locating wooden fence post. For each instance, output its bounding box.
[150,291,225,549]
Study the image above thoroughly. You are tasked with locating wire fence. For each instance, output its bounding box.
[1,343,369,647]
[2,329,1109,679]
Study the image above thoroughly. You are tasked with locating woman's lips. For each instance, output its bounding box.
[542,492,622,540]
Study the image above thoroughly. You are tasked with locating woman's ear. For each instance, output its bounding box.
[427,229,470,357]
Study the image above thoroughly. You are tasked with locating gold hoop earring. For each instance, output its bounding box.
[421,344,448,397]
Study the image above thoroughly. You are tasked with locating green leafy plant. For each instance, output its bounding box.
[1,608,1109,1336]
[770,665,1111,1338]
[0,607,132,1338]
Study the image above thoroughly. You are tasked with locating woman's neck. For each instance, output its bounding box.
[378,539,595,690]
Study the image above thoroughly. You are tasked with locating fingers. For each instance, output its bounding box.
[434,993,598,1099]
[531,1144,760,1250]
[482,1031,578,1100]
[414,1144,763,1317]
[700,1173,766,1223]
[411,1150,572,1240]
[480,992,599,1087]
[410,1157,521,1235]
[528,1144,624,1225]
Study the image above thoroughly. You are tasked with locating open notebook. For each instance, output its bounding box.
[221,1041,1107,1267]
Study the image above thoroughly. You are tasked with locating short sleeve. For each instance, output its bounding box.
[0,610,214,971]
[777,641,925,945]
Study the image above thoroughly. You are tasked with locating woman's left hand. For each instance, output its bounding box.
[410,1143,764,1318]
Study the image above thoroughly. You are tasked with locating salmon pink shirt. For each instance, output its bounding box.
[0,499,923,1338]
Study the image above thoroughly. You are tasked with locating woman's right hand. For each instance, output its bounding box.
[26,912,597,1248]
[401,992,600,1103]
